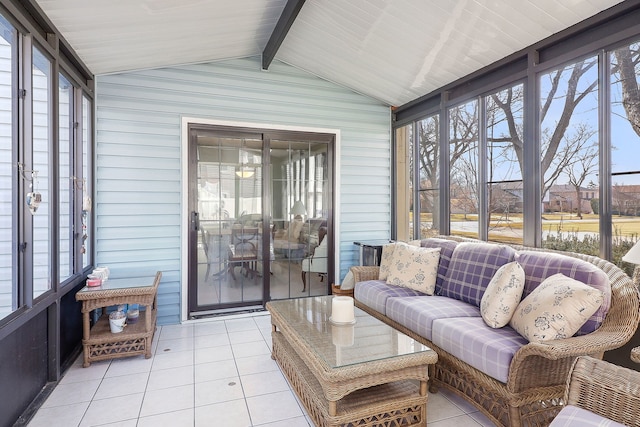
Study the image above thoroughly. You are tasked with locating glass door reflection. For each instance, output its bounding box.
[191,131,265,313]
[270,139,329,299]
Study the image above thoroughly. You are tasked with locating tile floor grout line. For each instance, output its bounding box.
[225,317,256,427]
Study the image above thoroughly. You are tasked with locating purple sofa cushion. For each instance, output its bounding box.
[549,405,625,427]
[386,296,481,341]
[421,238,458,293]
[354,280,424,316]
[516,251,611,335]
[439,242,516,307]
[432,316,527,383]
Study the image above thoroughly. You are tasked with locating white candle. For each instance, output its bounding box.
[331,296,355,323]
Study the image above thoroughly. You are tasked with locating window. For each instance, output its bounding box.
[449,100,479,239]
[82,95,91,268]
[417,115,440,238]
[610,40,640,274]
[394,124,412,240]
[32,46,52,298]
[486,84,524,244]
[59,78,92,280]
[539,56,599,254]
[0,15,14,318]
[59,74,72,282]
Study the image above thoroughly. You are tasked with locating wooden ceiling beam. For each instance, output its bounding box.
[262,0,305,70]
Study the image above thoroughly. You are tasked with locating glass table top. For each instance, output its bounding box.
[77,275,157,293]
[267,296,431,369]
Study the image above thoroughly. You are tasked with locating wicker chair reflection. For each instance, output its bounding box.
[301,226,327,292]
[201,227,228,282]
[228,226,259,280]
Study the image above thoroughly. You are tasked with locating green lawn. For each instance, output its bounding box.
[418,212,640,237]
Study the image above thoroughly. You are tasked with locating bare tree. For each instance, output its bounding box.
[414,55,619,229]
[612,183,628,216]
[452,152,479,217]
[613,44,640,137]
[417,116,439,229]
[563,125,599,218]
[417,103,479,230]
[449,101,479,219]
[486,86,524,231]
[488,59,598,200]
[489,86,524,173]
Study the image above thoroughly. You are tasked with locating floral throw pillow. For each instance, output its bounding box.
[509,273,604,342]
[386,245,441,295]
[379,242,402,281]
[480,261,525,328]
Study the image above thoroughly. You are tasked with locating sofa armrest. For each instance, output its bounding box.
[516,330,631,362]
[350,266,379,283]
[506,251,640,394]
[508,312,640,393]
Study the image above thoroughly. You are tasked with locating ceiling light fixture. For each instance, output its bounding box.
[235,169,254,178]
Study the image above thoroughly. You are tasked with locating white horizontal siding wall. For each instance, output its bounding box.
[95,56,390,325]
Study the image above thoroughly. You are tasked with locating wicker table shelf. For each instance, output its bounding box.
[75,271,162,367]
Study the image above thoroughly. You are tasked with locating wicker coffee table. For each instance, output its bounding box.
[266,296,437,427]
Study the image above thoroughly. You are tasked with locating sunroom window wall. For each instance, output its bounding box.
[393,3,640,274]
[0,8,94,322]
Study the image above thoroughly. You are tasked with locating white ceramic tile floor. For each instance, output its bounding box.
[27,312,496,427]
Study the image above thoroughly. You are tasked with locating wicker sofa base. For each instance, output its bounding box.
[432,349,564,427]
[356,301,565,427]
[272,331,427,427]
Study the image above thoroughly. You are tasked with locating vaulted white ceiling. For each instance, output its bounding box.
[35,0,623,106]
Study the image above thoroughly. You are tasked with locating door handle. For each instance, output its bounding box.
[191,211,200,231]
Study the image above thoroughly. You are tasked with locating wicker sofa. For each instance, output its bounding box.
[550,356,640,426]
[351,236,640,427]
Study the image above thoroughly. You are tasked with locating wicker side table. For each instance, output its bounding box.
[331,283,354,297]
[75,271,162,367]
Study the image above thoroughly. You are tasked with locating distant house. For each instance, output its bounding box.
[612,184,640,216]
[448,181,525,215]
[544,184,598,214]
[450,183,478,215]
[489,181,524,214]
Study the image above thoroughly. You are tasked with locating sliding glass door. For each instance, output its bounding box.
[269,138,329,299]
[188,125,333,317]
